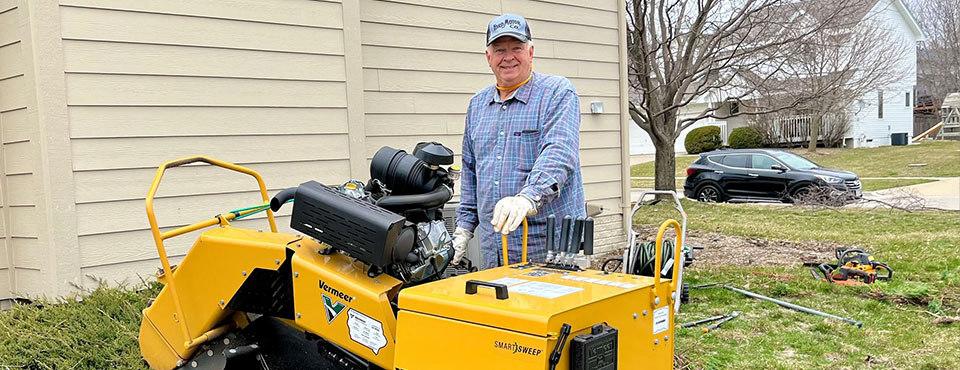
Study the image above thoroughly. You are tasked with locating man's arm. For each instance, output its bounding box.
[518,85,580,207]
[456,105,480,232]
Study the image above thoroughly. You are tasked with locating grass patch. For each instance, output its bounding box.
[634,200,960,369]
[630,141,960,178]
[0,283,159,369]
[630,155,699,178]
[861,178,937,192]
[791,141,960,177]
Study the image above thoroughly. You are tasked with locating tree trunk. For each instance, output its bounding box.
[652,136,677,192]
[807,115,821,152]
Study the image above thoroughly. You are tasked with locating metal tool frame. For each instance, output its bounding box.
[145,156,277,349]
[624,190,689,314]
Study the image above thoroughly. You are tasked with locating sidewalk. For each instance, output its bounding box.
[629,154,656,166]
[864,177,960,210]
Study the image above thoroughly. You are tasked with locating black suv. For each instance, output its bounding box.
[683,149,862,203]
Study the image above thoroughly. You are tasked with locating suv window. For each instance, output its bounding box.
[751,155,779,170]
[722,154,750,168]
[707,155,725,165]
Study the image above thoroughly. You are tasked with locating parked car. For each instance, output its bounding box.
[683,149,862,203]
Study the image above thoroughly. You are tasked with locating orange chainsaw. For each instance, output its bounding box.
[806,248,893,286]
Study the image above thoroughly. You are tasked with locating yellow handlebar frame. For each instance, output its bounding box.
[501,218,529,265]
[653,219,683,307]
[145,155,277,347]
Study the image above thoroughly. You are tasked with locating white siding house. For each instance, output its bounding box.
[630,0,924,154]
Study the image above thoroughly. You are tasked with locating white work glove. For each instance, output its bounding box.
[451,227,474,265]
[491,195,537,234]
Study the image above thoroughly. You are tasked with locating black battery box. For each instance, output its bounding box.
[570,324,618,370]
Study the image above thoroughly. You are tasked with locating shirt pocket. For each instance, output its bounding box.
[519,129,540,171]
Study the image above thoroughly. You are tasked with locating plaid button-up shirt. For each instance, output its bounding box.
[457,72,586,269]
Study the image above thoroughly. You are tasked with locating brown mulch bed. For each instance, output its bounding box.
[592,225,858,270]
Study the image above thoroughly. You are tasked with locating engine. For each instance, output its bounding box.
[270,142,465,284]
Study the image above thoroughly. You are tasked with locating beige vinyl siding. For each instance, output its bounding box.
[57,0,351,283]
[359,0,625,251]
[1,1,35,302]
[3,0,626,298]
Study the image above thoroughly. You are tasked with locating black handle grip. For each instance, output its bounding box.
[465,280,509,300]
[546,215,556,252]
[582,217,594,255]
[873,262,893,280]
[559,215,572,254]
[569,217,584,254]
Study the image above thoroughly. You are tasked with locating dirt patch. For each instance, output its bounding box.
[861,289,933,306]
[593,225,858,270]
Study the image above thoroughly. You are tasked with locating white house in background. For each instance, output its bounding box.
[630,0,924,155]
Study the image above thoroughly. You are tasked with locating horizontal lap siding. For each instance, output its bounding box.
[1,3,36,300]
[57,1,351,280]
[359,0,625,252]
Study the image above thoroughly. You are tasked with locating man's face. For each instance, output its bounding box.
[485,37,534,87]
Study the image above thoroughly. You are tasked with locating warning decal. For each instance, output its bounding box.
[652,306,670,335]
[487,277,528,286]
[510,281,582,299]
[346,309,388,355]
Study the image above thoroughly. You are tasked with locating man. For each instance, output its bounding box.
[452,14,585,269]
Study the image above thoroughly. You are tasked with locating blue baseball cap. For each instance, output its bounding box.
[486,14,532,46]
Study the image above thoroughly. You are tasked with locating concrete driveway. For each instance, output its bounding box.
[864,177,960,210]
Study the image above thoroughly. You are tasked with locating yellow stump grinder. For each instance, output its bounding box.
[138,142,681,370]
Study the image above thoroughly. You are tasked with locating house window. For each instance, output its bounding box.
[878,91,883,119]
[906,92,911,107]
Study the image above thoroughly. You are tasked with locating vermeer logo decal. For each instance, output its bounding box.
[322,294,347,324]
[319,280,353,324]
[494,341,542,356]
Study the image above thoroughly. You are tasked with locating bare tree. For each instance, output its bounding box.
[909,0,960,103]
[775,3,909,152]
[626,0,878,191]
[820,113,854,148]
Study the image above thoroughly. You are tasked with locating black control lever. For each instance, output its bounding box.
[582,217,594,256]
[558,215,572,257]
[569,217,584,254]
[546,215,556,253]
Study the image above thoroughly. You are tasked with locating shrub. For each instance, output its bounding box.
[684,126,722,154]
[728,126,764,149]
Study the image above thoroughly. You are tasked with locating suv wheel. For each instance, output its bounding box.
[790,185,811,202]
[696,184,723,203]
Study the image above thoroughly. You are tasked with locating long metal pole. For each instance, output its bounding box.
[724,285,863,328]
[676,314,726,329]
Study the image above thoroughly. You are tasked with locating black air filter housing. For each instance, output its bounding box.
[289,181,414,268]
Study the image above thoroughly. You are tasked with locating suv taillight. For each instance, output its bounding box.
[686,168,696,176]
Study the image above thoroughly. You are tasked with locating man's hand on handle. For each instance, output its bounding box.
[491,195,537,234]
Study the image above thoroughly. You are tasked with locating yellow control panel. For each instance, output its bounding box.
[395,263,676,370]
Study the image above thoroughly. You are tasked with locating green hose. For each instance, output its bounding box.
[230,198,293,221]
[632,239,675,278]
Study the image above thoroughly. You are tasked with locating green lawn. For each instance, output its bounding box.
[793,141,960,178]
[630,141,960,179]
[634,201,960,369]
[861,178,937,192]
[631,155,699,178]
